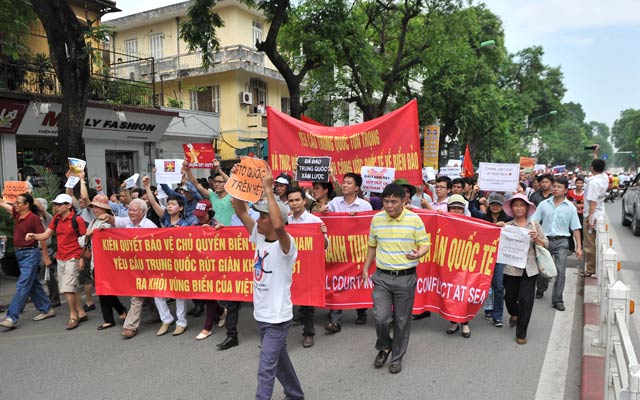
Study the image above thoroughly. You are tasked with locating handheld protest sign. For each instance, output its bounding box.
[296,156,331,182]
[68,158,86,176]
[154,159,184,184]
[3,181,29,203]
[183,143,215,168]
[360,166,395,193]
[225,157,267,203]
[519,157,535,173]
[477,162,519,192]
[65,176,80,189]
[125,173,140,189]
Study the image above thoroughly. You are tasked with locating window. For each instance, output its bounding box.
[124,39,138,61]
[189,85,220,113]
[280,97,290,115]
[252,21,263,49]
[149,34,163,60]
[249,78,267,109]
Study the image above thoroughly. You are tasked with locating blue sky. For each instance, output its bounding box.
[106,0,640,129]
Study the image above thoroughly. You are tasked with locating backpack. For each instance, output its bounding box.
[53,211,83,237]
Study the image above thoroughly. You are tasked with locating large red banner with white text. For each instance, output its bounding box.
[319,211,501,322]
[93,225,326,307]
[267,100,422,185]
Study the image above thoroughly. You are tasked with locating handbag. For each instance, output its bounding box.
[535,244,557,279]
[81,242,92,263]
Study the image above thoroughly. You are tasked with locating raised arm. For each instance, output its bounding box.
[184,162,211,199]
[142,176,165,218]
[262,163,291,254]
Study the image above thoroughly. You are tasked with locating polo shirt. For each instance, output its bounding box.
[49,212,87,261]
[114,216,158,229]
[13,211,44,248]
[327,196,372,212]
[583,173,609,223]
[531,197,581,237]
[368,208,429,271]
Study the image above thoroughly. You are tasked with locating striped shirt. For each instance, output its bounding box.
[368,208,429,270]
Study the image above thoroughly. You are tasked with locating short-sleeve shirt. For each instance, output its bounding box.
[49,212,87,261]
[368,208,429,271]
[530,198,582,237]
[13,211,44,248]
[209,192,234,226]
[583,173,609,222]
[327,196,372,212]
[114,217,158,229]
[250,224,298,323]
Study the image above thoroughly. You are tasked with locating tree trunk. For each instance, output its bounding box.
[31,0,90,168]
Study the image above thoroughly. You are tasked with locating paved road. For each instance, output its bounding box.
[0,244,586,400]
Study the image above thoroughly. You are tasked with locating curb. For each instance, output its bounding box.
[582,275,605,399]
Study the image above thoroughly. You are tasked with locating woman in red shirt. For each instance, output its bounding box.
[567,177,585,253]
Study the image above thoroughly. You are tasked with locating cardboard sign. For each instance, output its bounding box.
[2,181,29,203]
[68,158,86,176]
[154,159,184,184]
[477,162,520,192]
[296,156,331,182]
[225,157,267,203]
[439,166,461,179]
[496,225,531,269]
[360,166,395,193]
[519,157,536,172]
[183,143,215,168]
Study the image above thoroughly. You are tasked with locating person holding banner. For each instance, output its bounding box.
[186,162,234,226]
[286,187,329,348]
[502,193,548,345]
[361,183,430,374]
[323,172,372,329]
[232,163,305,400]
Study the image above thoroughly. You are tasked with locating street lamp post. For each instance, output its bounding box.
[525,110,558,130]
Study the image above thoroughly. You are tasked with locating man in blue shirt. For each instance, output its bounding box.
[531,177,582,311]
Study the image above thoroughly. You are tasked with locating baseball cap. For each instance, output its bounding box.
[52,194,73,204]
[177,185,189,192]
[193,199,212,217]
[274,173,292,186]
[487,192,504,205]
[252,200,289,225]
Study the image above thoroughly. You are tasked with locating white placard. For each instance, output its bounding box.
[65,176,80,189]
[360,166,396,193]
[124,173,140,189]
[496,225,531,269]
[439,166,461,179]
[534,164,546,173]
[156,185,168,199]
[422,167,436,182]
[154,159,184,184]
[477,162,520,192]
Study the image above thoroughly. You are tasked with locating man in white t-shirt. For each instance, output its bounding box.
[582,158,608,277]
[233,163,304,400]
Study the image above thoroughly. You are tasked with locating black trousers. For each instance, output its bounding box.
[299,306,315,337]
[99,295,127,325]
[504,272,538,340]
[219,300,241,338]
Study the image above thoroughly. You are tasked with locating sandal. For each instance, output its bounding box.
[66,318,79,330]
[578,272,595,278]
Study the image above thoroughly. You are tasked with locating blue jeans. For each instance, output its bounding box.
[7,248,51,323]
[491,263,505,322]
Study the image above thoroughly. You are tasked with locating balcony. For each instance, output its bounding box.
[110,45,284,83]
[0,58,155,107]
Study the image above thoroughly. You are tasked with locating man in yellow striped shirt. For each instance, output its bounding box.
[361,183,430,374]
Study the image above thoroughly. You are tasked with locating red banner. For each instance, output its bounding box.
[268,100,422,186]
[93,225,326,307]
[183,142,215,168]
[320,211,501,322]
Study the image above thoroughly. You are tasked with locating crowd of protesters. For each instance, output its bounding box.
[0,147,632,396]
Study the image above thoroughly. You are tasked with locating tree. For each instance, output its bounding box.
[611,108,640,171]
[30,0,91,165]
[0,0,36,61]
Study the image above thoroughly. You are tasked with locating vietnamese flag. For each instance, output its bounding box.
[463,144,474,177]
[301,114,325,126]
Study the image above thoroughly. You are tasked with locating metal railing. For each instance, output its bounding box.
[594,217,640,399]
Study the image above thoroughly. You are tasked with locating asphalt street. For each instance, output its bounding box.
[0,237,587,400]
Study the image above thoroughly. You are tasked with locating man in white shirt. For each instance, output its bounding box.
[233,164,304,400]
[322,172,371,329]
[582,158,608,277]
[287,187,328,348]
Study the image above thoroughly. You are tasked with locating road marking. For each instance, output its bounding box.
[534,266,577,400]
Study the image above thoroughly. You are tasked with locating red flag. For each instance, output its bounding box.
[463,144,474,177]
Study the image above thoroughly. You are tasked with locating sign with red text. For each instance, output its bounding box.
[268,100,422,185]
[225,157,267,203]
[319,211,501,322]
[360,166,395,193]
[183,142,215,168]
[93,225,326,307]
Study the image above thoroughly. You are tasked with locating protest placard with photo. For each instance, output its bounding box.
[183,143,215,168]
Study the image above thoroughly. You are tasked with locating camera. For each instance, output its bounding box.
[584,145,597,151]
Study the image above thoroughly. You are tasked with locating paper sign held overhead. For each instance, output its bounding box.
[125,173,140,189]
[296,156,331,182]
[68,158,86,176]
[2,181,29,203]
[183,143,215,168]
[477,162,520,193]
[439,166,461,179]
[65,176,80,189]
[154,159,184,184]
[225,157,267,203]
[360,166,395,193]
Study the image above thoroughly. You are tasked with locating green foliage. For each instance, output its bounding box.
[179,0,226,69]
[611,108,640,170]
[167,97,185,108]
[0,0,37,60]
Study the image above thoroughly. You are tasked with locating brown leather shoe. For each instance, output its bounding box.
[302,335,314,348]
[65,318,79,330]
[516,338,527,345]
[122,329,137,339]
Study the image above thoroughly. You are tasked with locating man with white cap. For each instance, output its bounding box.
[26,194,88,330]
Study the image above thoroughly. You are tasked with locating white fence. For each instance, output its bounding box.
[595,216,640,399]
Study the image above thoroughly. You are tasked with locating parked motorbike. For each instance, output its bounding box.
[605,188,618,202]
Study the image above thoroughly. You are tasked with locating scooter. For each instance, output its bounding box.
[605,188,617,203]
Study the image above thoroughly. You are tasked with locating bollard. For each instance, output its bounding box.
[600,248,619,347]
